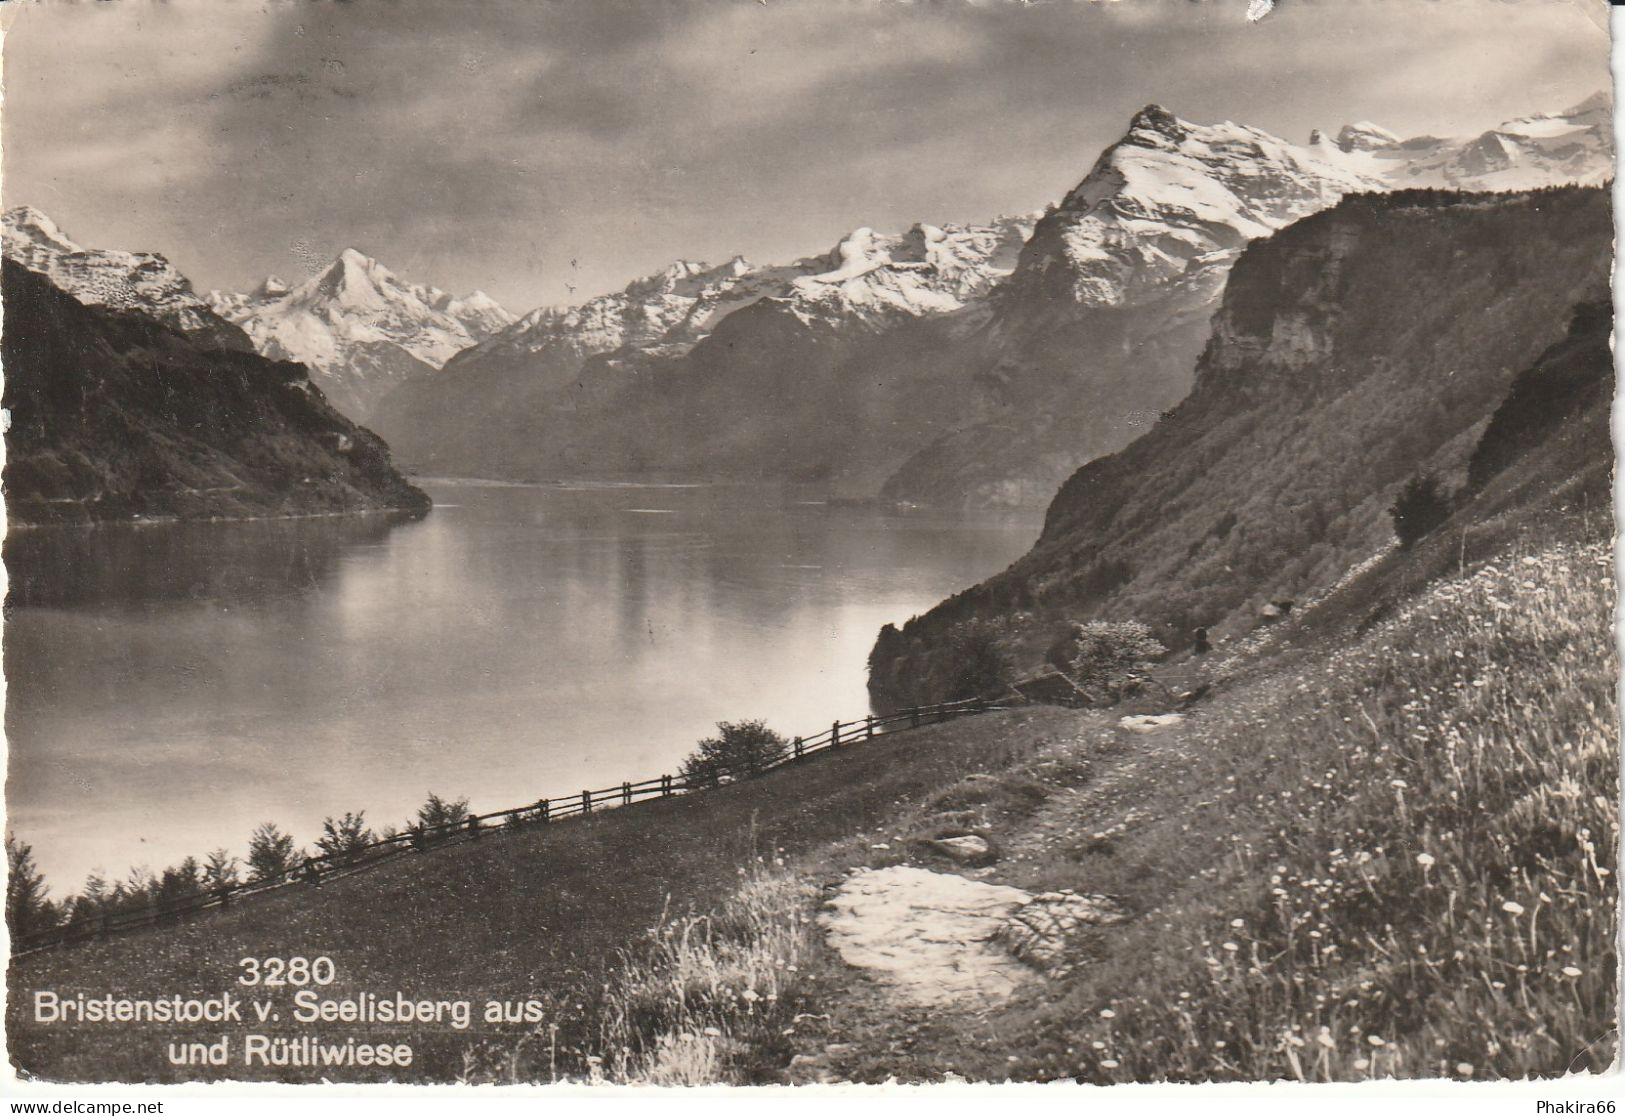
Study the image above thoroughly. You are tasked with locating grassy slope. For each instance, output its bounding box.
[11,472,1615,1086]
[610,516,1613,1086]
[7,706,1072,1083]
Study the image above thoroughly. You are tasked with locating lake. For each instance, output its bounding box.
[5,480,1040,891]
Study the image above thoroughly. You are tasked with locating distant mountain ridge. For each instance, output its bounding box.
[466,215,1035,368]
[869,185,1612,707]
[2,256,429,527]
[207,249,515,420]
[369,214,1038,485]
[878,93,1613,506]
[1,207,253,353]
[368,94,1609,502]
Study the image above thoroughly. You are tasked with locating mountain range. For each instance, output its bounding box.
[2,207,253,354]
[4,93,1608,530]
[206,251,515,421]
[354,94,1610,503]
[869,183,1613,707]
[0,241,428,526]
[366,215,1038,487]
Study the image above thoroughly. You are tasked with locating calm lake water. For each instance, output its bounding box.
[5,480,1040,891]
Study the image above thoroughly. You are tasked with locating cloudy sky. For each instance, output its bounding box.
[2,0,1609,311]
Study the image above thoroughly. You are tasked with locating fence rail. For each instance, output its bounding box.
[15,695,1018,955]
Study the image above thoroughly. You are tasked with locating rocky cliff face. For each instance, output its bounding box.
[877,95,1612,507]
[869,186,1612,708]
[207,250,514,421]
[2,259,430,526]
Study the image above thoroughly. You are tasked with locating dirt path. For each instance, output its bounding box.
[785,704,1201,1082]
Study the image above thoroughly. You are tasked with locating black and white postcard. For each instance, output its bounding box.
[1,0,1617,1097]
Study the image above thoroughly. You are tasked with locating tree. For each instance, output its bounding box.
[679,720,790,787]
[316,811,375,864]
[202,849,240,891]
[6,834,59,939]
[415,793,470,831]
[246,822,299,883]
[944,619,1014,700]
[1051,620,1167,702]
[1390,472,1453,548]
[68,873,110,923]
[156,857,204,907]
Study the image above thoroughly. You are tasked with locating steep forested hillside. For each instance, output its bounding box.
[871,186,1613,707]
[2,260,430,526]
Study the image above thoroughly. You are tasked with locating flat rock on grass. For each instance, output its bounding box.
[996,891,1129,974]
[819,865,1034,1008]
[930,834,994,863]
[1119,713,1185,734]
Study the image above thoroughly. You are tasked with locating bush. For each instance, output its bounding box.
[945,619,1014,700]
[679,720,790,787]
[1390,472,1453,548]
[1051,619,1166,701]
[415,793,470,831]
[316,811,375,864]
[246,822,299,883]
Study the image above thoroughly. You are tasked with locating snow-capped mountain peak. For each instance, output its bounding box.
[1,206,251,351]
[1335,122,1402,152]
[1009,97,1612,316]
[4,206,81,255]
[1313,93,1613,191]
[450,211,1039,379]
[207,249,514,419]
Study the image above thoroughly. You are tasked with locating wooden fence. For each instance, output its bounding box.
[15,695,1016,955]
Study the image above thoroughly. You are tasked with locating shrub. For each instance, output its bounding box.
[1051,619,1166,701]
[1390,472,1453,548]
[246,822,299,883]
[316,811,375,864]
[945,619,1014,700]
[679,720,790,787]
[415,793,471,831]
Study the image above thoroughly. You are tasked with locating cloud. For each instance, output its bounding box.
[2,0,1607,312]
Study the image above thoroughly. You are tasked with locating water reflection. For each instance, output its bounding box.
[5,481,1039,891]
[4,513,414,609]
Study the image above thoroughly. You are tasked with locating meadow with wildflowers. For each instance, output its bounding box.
[746,532,1616,1083]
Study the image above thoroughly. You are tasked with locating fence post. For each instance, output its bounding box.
[865,715,875,740]
[793,736,803,759]
[622,781,632,806]
[582,789,592,815]
[910,706,920,728]
[832,720,841,748]
[661,774,672,797]
[467,815,481,840]
[410,825,426,853]
[539,798,550,823]
[302,858,322,886]
[96,911,110,939]
[975,696,986,713]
